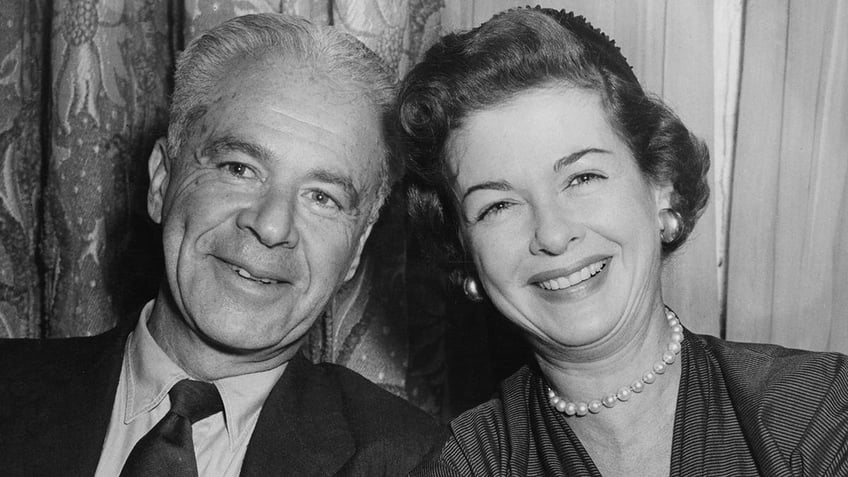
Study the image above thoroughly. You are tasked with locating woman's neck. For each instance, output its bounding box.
[535,303,673,400]
[569,370,679,476]
[533,304,683,475]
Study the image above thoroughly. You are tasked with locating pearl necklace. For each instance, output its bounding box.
[546,307,684,417]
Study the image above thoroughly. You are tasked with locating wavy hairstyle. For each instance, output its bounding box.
[395,6,710,275]
[169,13,399,213]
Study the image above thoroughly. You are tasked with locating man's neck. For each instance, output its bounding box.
[146,294,299,380]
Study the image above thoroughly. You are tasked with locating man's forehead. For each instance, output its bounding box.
[215,60,379,131]
[216,54,367,104]
[192,60,386,193]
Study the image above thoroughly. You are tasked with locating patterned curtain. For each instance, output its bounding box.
[0,0,450,416]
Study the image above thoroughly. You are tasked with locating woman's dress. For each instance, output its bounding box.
[413,329,848,476]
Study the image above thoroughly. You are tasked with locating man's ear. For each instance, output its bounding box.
[147,138,171,224]
[344,221,376,282]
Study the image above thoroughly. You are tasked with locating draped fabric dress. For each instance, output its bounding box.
[413,329,848,476]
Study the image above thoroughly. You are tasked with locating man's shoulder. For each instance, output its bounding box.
[310,360,441,433]
[0,327,124,378]
[0,327,126,474]
[283,358,447,475]
[0,327,126,423]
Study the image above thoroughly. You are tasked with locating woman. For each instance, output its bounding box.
[397,6,848,476]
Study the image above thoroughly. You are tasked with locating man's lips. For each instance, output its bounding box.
[217,257,288,285]
[529,257,610,291]
[231,264,281,284]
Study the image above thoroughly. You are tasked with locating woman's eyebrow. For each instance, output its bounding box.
[462,180,513,202]
[553,148,612,172]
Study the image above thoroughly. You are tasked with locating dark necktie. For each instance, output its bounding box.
[120,379,224,477]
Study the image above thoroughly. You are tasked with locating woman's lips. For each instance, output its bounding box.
[532,258,609,290]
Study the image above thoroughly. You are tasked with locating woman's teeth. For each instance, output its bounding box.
[537,261,606,290]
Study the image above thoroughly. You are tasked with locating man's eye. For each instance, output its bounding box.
[220,162,255,178]
[308,190,341,209]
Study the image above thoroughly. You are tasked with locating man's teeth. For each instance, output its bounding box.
[537,261,606,290]
[234,266,278,284]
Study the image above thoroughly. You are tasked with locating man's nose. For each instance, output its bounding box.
[236,189,299,248]
[529,206,582,256]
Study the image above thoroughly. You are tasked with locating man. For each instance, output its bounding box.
[0,13,442,476]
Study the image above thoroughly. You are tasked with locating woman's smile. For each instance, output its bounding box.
[531,258,608,291]
[452,87,668,347]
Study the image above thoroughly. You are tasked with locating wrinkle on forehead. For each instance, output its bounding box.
[265,103,348,140]
[185,58,386,198]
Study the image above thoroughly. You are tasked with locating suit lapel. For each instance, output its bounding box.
[240,353,355,477]
[69,329,126,474]
[32,325,127,476]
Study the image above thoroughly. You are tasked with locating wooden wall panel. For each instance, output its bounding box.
[725,0,788,343]
[769,0,835,350]
[713,0,744,339]
[822,0,848,351]
[727,0,848,353]
[659,0,718,334]
[612,0,667,95]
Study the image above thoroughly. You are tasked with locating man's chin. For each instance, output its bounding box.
[196,324,292,356]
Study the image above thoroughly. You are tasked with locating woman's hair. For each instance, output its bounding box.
[395,6,710,275]
[169,13,399,208]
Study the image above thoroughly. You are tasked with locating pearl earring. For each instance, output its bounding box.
[462,276,484,302]
[659,208,683,244]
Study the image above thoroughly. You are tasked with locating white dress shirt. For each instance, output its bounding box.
[94,301,286,477]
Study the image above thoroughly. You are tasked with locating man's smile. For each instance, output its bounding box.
[231,264,282,284]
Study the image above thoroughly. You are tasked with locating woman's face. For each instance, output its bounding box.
[447,87,672,352]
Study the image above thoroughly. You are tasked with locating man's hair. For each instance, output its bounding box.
[168,13,398,212]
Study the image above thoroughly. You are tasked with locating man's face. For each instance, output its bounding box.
[147,59,384,361]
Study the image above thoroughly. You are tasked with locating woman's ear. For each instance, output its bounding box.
[147,138,170,224]
[654,181,675,226]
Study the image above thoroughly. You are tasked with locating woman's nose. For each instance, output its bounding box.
[236,189,300,248]
[529,207,582,256]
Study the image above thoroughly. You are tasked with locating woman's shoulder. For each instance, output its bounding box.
[411,366,537,477]
[691,332,848,473]
[692,331,848,389]
[450,364,535,437]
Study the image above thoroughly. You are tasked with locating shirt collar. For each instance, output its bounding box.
[124,301,188,423]
[214,363,286,448]
[123,300,287,448]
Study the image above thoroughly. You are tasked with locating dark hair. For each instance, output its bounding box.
[395,6,710,274]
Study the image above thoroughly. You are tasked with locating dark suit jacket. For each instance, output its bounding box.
[0,323,445,476]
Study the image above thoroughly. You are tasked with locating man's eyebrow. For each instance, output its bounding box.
[553,148,612,172]
[462,180,513,202]
[201,135,274,164]
[308,169,361,208]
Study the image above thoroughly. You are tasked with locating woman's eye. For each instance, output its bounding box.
[568,172,603,187]
[477,201,512,221]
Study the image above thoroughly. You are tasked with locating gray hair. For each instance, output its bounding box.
[168,13,398,213]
